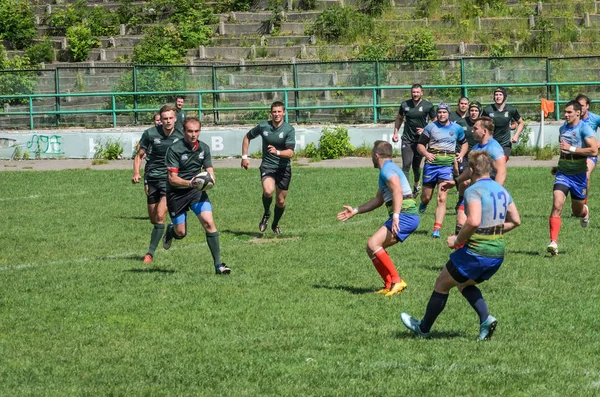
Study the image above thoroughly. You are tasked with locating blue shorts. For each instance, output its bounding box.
[449,247,503,282]
[588,156,598,165]
[554,172,587,201]
[171,199,213,225]
[384,213,420,242]
[423,163,453,186]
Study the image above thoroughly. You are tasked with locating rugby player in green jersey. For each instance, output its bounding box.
[132,105,183,264]
[175,96,186,131]
[163,117,231,275]
[482,87,525,159]
[241,101,296,234]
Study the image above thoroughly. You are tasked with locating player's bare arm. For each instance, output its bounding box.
[267,145,294,159]
[417,143,435,162]
[205,166,216,184]
[337,190,384,221]
[511,118,525,142]
[392,114,403,142]
[241,135,251,170]
[559,137,598,157]
[168,170,194,188]
[502,202,521,233]
[457,141,468,163]
[493,158,507,186]
[132,148,146,184]
[387,175,404,236]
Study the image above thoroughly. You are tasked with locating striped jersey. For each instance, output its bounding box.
[379,160,418,215]
[557,120,595,175]
[420,120,466,166]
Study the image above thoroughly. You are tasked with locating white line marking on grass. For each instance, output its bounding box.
[0,191,86,202]
[0,194,40,201]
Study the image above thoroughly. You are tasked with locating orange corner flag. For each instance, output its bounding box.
[541,98,555,117]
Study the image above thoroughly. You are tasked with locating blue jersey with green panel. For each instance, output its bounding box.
[582,111,600,135]
[419,120,466,166]
[557,120,595,175]
[379,160,418,215]
[472,138,504,161]
[464,178,513,258]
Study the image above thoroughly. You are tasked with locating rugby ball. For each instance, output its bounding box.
[191,171,214,191]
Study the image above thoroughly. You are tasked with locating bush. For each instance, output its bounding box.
[215,0,252,12]
[133,25,186,64]
[0,45,38,106]
[26,38,56,65]
[0,0,37,49]
[94,138,124,160]
[309,5,372,43]
[401,28,437,60]
[359,0,390,17]
[87,6,120,37]
[534,145,558,160]
[67,24,100,62]
[318,125,354,159]
[46,0,88,36]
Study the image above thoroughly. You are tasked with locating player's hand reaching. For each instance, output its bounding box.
[424,152,436,163]
[132,173,141,184]
[267,145,278,155]
[439,180,456,192]
[241,159,250,170]
[392,132,399,143]
[337,206,357,222]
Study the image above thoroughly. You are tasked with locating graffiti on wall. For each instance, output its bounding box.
[27,134,64,155]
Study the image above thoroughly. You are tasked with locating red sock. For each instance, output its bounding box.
[374,248,401,284]
[371,256,391,289]
[434,222,442,231]
[549,216,561,243]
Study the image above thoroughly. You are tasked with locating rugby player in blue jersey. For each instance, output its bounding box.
[337,141,420,297]
[547,100,597,256]
[575,94,600,205]
[417,102,468,238]
[401,151,521,340]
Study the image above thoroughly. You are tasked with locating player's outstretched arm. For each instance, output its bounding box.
[503,202,521,233]
[337,190,384,221]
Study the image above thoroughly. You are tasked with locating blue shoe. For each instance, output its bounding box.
[432,229,440,238]
[478,315,498,341]
[418,203,428,213]
[400,312,430,337]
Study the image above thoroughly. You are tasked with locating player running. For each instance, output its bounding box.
[401,151,521,340]
[162,117,231,275]
[417,102,468,238]
[575,94,600,205]
[547,100,597,256]
[392,84,437,197]
[241,101,296,234]
[132,105,183,264]
[482,87,525,159]
[337,141,420,297]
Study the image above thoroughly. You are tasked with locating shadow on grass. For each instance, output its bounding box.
[412,230,429,236]
[392,329,464,340]
[312,284,375,295]
[506,249,544,256]
[116,216,148,221]
[221,229,264,238]
[125,268,176,274]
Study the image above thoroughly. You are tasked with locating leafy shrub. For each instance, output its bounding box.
[87,6,120,37]
[133,25,186,65]
[357,34,393,61]
[401,28,437,60]
[215,0,252,12]
[0,45,38,106]
[318,125,354,159]
[414,0,441,18]
[46,0,88,35]
[525,18,554,54]
[0,0,37,49]
[534,145,558,160]
[12,145,21,160]
[94,138,124,160]
[67,24,100,62]
[297,0,317,11]
[26,38,56,65]
[309,5,372,43]
[359,0,390,17]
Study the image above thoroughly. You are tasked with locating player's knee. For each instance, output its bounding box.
[173,226,187,239]
[366,239,380,253]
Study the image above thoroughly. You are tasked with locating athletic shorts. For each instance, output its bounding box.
[167,188,212,222]
[422,163,453,186]
[260,165,292,191]
[457,155,468,175]
[384,213,420,242]
[554,172,587,201]
[588,156,598,166]
[502,145,511,160]
[447,247,503,283]
[146,180,167,205]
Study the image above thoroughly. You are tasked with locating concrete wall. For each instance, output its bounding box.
[0,123,562,160]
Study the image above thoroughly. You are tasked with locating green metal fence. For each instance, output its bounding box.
[1,56,600,129]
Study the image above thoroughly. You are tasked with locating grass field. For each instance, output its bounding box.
[1,166,600,396]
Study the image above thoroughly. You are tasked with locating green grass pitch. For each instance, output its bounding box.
[1,166,600,395]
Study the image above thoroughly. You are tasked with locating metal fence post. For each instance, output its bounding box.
[284,90,289,123]
[133,65,138,125]
[55,68,61,126]
[112,95,117,127]
[198,92,203,121]
[554,84,560,121]
[212,66,219,124]
[293,63,299,122]
[375,61,381,123]
[29,96,34,130]
[460,58,467,97]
